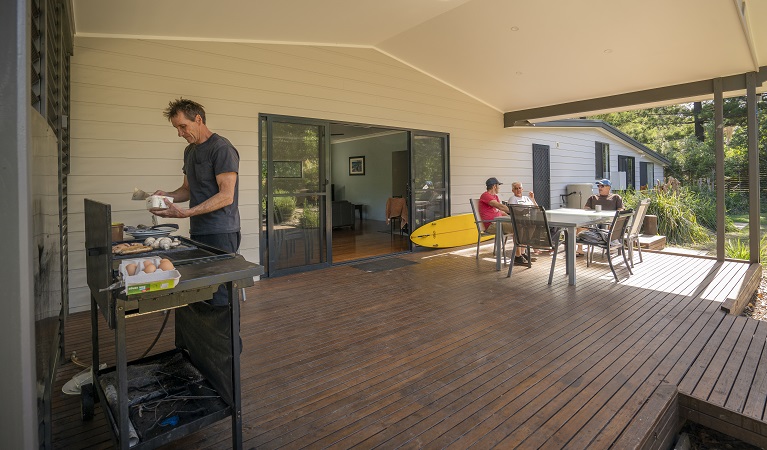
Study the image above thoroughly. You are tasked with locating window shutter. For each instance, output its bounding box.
[595,143,603,178]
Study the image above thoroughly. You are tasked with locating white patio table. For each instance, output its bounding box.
[494,208,617,285]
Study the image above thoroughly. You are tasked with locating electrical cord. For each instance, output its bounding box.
[71,309,170,368]
[140,310,171,359]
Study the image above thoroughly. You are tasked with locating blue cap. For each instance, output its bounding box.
[486,177,503,188]
[596,179,612,186]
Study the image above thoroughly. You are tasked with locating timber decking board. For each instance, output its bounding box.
[707,317,760,407]
[725,320,767,414]
[51,249,767,449]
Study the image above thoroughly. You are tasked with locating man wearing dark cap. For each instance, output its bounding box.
[479,177,531,265]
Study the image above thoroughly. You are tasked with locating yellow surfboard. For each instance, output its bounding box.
[410,213,494,248]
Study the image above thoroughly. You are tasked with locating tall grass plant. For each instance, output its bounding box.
[621,187,720,245]
[725,234,767,261]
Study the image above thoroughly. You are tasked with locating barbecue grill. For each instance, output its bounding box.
[84,199,263,449]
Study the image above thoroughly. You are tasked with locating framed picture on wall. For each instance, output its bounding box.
[349,156,365,176]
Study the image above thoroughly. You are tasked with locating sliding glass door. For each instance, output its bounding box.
[410,132,449,230]
[260,116,330,276]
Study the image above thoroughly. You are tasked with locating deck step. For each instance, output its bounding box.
[639,234,666,250]
[679,394,767,449]
[614,383,680,450]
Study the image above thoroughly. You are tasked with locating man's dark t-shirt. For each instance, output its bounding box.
[585,193,623,211]
[182,134,240,235]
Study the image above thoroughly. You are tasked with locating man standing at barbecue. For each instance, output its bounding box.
[151,98,242,402]
[151,98,240,307]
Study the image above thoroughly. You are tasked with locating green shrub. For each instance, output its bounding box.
[300,207,320,228]
[621,187,710,245]
[623,186,739,245]
[651,189,711,245]
[725,191,749,214]
[273,194,297,223]
[725,238,750,260]
[725,234,767,261]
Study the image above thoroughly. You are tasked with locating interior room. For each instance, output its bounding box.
[329,123,411,263]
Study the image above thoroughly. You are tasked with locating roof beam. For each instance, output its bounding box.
[504,67,767,126]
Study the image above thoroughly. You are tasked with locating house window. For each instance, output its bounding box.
[595,142,609,179]
[618,155,636,190]
[640,162,655,188]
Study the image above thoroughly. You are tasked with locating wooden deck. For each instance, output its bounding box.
[52,245,767,449]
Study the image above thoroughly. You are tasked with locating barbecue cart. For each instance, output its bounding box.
[83,199,262,449]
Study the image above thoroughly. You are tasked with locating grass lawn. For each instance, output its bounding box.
[729,213,767,229]
[664,212,765,256]
[686,213,767,259]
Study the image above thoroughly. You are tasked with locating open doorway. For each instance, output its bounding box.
[329,123,411,263]
[259,114,449,275]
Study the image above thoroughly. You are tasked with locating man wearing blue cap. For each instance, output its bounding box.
[577,178,624,255]
[585,179,623,211]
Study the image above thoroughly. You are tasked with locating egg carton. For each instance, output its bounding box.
[118,257,181,295]
[145,195,174,210]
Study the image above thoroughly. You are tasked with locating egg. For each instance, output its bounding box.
[144,259,155,267]
[158,259,174,271]
[143,263,157,274]
[125,263,138,276]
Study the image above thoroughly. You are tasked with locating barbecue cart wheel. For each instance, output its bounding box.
[81,382,95,421]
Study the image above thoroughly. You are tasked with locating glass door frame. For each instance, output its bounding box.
[260,114,451,275]
[259,114,332,277]
[409,130,450,231]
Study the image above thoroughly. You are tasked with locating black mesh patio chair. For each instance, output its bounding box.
[575,209,634,282]
[506,205,567,284]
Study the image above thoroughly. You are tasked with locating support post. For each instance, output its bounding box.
[0,0,37,448]
[747,73,760,263]
[715,78,725,261]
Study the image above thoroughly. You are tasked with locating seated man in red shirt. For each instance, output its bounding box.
[479,177,533,265]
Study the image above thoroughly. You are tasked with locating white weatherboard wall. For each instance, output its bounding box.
[331,132,408,221]
[68,39,669,312]
[68,37,532,311]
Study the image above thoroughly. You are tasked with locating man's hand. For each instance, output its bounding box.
[528,191,535,200]
[150,202,188,219]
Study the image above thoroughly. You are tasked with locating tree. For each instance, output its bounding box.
[590,95,767,186]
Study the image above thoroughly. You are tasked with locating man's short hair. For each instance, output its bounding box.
[163,98,206,124]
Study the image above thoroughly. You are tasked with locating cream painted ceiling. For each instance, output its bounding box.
[72,0,766,117]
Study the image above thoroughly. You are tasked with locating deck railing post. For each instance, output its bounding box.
[715,78,725,261]
[747,72,760,264]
